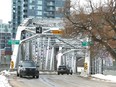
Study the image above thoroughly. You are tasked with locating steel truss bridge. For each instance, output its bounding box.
[11,18,87,73]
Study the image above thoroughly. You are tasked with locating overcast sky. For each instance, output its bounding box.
[0,0,11,23]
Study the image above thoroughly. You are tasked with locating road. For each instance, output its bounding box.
[9,74,116,87]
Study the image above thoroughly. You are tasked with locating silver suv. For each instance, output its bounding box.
[17,60,39,78]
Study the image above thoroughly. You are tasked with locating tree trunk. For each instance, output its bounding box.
[103,42,116,60]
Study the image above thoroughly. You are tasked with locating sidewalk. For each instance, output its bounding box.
[91,74,116,83]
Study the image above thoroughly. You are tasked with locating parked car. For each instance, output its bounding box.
[17,60,39,78]
[57,65,73,75]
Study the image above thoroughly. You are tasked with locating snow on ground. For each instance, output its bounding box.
[0,70,12,87]
[91,74,116,83]
[0,70,116,87]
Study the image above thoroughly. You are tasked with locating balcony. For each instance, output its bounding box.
[45,7,55,12]
[46,3,54,6]
[44,13,55,17]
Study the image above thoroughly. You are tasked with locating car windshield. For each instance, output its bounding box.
[59,66,66,68]
[22,61,36,67]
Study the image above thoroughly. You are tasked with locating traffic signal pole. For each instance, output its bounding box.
[84,37,90,76]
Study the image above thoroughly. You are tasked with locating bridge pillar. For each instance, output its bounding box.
[45,37,51,70]
[50,47,54,70]
[56,47,63,69]
[29,41,32,60]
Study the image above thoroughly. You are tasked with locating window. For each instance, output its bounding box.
[23,10,27,13]
[18,6,21,10]
[23,15,27,18]
[37,11,42,15]
[29,6,35,10]
[37,1,42,5]
[32,7,35,10]
[1,44,5,49]
[37,6,42,10]
[18,0,21,2]
[24,0,28,2]
[47,2,54,6]
[24,4,28,7]
[22,61,36,67]
[29,0,35,3]
[1,37,5,39]
[13,33,16,38]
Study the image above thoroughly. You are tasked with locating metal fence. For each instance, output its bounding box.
[90,57,116,75]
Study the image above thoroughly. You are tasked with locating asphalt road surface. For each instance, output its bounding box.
[9,74,116,87]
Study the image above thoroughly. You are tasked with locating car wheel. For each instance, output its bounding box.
[36,76,39,78]
[33,76,35,78]
[17,72,19,76]
[19,72,22,77]
[19,74,22,77]
[58,72,60,75]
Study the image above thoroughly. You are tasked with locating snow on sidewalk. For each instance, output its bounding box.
[91,74,116,83]
[0,70,12,87]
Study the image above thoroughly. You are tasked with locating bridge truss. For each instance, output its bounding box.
[11,18,87,73]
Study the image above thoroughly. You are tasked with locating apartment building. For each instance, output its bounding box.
[0,21,12,66]
[12,0,69,38]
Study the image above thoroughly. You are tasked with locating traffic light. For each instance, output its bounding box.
[36,26,42,33]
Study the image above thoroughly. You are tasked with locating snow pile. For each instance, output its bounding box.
[91,74,116,82]
[0,70,12,87]
[0,75,12,87]
[0,70,11,76]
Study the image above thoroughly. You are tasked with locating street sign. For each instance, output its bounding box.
[82,42,89,46]
[51,30,62,34]
[36,26,42,33]
[82,41,93,46]
[8,40,20,45]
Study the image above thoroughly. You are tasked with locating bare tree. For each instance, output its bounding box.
[61,0,116,59]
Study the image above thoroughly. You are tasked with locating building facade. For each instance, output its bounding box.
[0,21,12,50]
[0,33,11,49]
[12,0,68,38]
[0,22,12,33]
[0,21,12,66]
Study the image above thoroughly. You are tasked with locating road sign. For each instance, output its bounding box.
[51,30,62,34]
[82,42,89,46]
[8,40,20,45]
[36,26,42,33]
[10,61,14,69]
[82,41,93,46]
